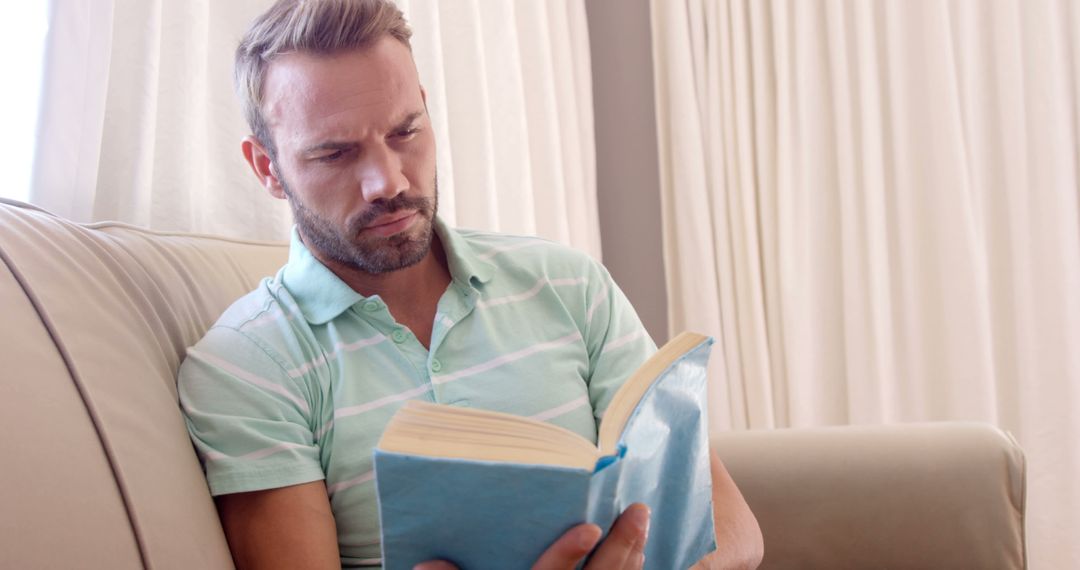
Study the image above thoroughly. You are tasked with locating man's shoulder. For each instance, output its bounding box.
[179,271,322,386]
[453,227,601,274]
[196,272,311,354]
[210,275,290,329]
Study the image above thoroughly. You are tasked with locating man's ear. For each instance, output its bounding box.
[241,135,287,200]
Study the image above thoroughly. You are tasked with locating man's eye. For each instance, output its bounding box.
[318,150,346,162]
[394,128,419,139]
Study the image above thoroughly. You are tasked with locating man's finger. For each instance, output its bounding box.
[531,523,603,570]
[584,503,650,569]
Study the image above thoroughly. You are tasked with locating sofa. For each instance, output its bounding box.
[0,198,1026,569]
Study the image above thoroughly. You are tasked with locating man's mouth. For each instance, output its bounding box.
[361,210,418,237]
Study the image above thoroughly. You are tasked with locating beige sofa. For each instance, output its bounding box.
[0,199,1026,569]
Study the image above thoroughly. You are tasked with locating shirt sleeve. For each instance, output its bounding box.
[177,326,325,496]
[581,259,658,422]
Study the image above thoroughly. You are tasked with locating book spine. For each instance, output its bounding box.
[585,452,625,538]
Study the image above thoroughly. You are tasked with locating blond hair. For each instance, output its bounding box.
[235,0,412,156]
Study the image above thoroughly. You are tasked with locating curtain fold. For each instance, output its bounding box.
[32,0,601,259]
[652,0,1079,566]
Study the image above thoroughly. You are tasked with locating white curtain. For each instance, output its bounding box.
[651,0,1079,567]
[31,0,601,258]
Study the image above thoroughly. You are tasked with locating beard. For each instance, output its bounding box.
[282,175,439,275]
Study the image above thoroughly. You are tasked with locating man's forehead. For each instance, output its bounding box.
[261,40,422,139]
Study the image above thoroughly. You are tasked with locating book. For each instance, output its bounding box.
[373,332,717,570]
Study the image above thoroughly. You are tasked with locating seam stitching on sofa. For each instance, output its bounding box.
[3,196,288,246]
[93,222,288,246]
[0,243,154,570]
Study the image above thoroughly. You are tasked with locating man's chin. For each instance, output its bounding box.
[345,217,434,273]
[355,243,430,274]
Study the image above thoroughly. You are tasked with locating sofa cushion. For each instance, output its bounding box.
[0,200,287,569]
[0,259,144,568]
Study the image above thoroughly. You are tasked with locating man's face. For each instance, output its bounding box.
[258,37,438,274]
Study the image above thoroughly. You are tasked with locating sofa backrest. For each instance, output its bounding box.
[0,200,288,570]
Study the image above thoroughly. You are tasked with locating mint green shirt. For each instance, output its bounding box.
[178,218,655,567]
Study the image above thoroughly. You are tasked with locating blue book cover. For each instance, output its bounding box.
[374,332,717,570]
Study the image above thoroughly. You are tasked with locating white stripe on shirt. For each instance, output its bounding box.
[313,419,334,441]
[586,281,609,324]
[334,384,434,420]
[287,334,388,378]
[477,277,586,309]
[327,470,375,495]
[204,441,309,462]
[600,329,645,356]
[431,332,582,385]
[188,348,310,413]
[330,332,582,422]
[476,240,544,261]
[528,395,590,422]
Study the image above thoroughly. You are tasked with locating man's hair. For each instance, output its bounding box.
[235,0,413,158]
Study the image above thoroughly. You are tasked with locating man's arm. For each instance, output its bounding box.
[216,481,341,570]
[693,450,764,569]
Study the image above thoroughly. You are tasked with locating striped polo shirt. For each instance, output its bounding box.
[177,218,656,567]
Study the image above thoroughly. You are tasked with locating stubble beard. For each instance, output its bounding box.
[283,176,439,275]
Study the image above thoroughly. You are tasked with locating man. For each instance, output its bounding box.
[178,0,763,568]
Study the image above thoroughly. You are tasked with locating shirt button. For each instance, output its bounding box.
[362,300,380,312]
[391,329,408,343]
[430,358,443,373]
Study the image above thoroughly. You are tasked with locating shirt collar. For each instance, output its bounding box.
[282,217,495,325]
[434,216,495,289]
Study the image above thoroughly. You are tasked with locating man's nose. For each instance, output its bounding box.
[358,145,408,202]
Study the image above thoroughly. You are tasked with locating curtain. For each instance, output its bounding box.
[31,0,601,259]
[651,0,1079,567]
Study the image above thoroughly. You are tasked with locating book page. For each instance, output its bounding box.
[378,401,601,470]
[597,332,710,455]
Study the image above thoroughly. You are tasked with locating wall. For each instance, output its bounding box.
[585,0,669,343]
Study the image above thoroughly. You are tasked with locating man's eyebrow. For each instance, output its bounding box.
[301,140,356,155]
[300,111,425,155]
[392,111,425,131]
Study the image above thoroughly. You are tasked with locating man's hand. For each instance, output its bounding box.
[413,503,651,570]
[531,503,650,569]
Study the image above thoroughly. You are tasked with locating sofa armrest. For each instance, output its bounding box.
[711,422,1026,569]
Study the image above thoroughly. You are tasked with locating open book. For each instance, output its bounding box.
[374,332,717,570]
